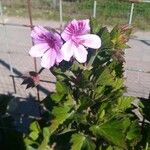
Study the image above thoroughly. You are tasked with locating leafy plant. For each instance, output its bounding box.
[23,19,145,150]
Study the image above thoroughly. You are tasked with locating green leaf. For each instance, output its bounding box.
[49,106,73,135]
[30,121,41,132]
[90,18,101,34]
[28,121,41,141]
[110,25,131,49]
[64,94,75,107]
[70,133,85,150]
[24,138,38,147]
[112,78,124,90]
[51,81,69,102]
[51,93,64,102]
[29,131,39,141]
[82,137,96,150]
[39,127,51,150]
[96,68,114,86]
[117,96,133,111]
[70,133,96,150]
[90,119,127,148]
[126,121,141,141]
[106,146,113,150]
[26,145,37,150]
[98,27,113,50]
[56,81,68,94]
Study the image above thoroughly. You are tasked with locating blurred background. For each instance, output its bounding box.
[1,0,150,30]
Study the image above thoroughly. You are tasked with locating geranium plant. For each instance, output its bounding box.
[24,18,143,150]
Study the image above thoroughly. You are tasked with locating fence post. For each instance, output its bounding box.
[27,0,40,101]
[93,0,97,18]
[129,3,134,25]
[59,0,63,29]
[0,0,17,94]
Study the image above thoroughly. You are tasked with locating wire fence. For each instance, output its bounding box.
[0,0,150,100]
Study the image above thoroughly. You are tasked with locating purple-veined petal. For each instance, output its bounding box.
[61,19,79,41]
[31,26,49,38]
[29,43,49,57]
[78,19,90,35]
[61,27,72,41]
[73,45,88,63]
[31,26,50,44]
[61,40,74,61]
[41,50,56,69]
[79,34,101,49]
[61,19,90,41]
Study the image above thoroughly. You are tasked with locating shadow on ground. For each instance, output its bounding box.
[0,94,48,150]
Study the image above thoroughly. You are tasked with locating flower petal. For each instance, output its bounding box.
[73,45,88,63]
[31,26,50,44]
[29,43,49,57]
[78,19,90,34]
[61,40,74,61]
[56,51,63,63]
[80,34,101,49]
[61,19,90,41]
[41,50,56,69]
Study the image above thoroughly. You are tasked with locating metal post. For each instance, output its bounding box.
[129,3,134,25]
[0,0,17,94]
[93,0,97,18]
[27,0,40,101]
[59,0,63,29]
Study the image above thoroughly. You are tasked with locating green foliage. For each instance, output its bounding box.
[90,119,127,148]
[70,133,96,150]
[24,19,147,149]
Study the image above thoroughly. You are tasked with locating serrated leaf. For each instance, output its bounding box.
[70,133,96,150]
[90,119,127,148]
[28,121,41,141]
[56,81,68,94]
[106,146,113,150]
[90,18,101,34]
[98,27,112,50]
[83,137,96,150]
[39,127,51,150]
[71,133,85,150]
[110,25,131,49]
[26,145,37,150]
[24,138,37,146]
[29,131,39,141]
[117,96,133,111]
[127,121,141,141]
[112,78,124,90]
[51,93,64,102]
[49,106,73,135]
[64,94,75,107]
[96,68,114,86]
[30,121,41,132]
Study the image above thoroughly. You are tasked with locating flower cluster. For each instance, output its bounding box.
[29,19,101,69]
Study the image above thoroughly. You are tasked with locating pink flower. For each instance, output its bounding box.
[29,26,63,69]
[61,19,101,63]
